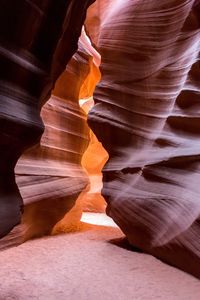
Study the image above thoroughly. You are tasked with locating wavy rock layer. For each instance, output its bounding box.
[85,0,113,46]
[15,35,101,240]
[81,97,108,213]
[0,0,94,241]
[88,0,200,278]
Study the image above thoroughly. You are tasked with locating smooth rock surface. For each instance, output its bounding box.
[88,0,200,278]
[15,33,99,240]
[0,0,94,239]
[81,98,108,213]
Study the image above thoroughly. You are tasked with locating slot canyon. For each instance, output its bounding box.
[0,0,200,299]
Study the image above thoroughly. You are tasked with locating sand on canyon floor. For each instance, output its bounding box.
[0,213,199,300]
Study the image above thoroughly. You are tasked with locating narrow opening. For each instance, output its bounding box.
[51,27,117,233]
[78,28,116,228]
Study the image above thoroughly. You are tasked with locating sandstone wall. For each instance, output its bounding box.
[88,0,200,278]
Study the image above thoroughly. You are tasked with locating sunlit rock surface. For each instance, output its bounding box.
[81,98,108,213]
[0,0,94,241]
[88,0,200,278]
[85,0,113,46]
[15,36,101,239]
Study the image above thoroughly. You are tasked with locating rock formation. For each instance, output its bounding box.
[88,0,200,278]
[85,0,113,46]
[16,59,89,239]
[81,97,108,213]
[78,29,108,213]
[15,29,106,240]
[0,0,94,240]
[0,24,105,245]
[0,0,200,280]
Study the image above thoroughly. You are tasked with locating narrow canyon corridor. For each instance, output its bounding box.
[0,1,200,298]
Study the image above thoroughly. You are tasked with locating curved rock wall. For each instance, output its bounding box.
[78,28,108,213]
[16,31,106,239]
[1,0,200,280]
[0,0,94,240]
[85,0,113,46]
[81,97,108,213]
[88,0,200,278]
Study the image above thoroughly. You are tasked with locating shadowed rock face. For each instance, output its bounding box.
[0,0,94,239]
[88,0,200,278]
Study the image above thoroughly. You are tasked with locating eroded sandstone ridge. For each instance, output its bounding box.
[81,97,108,213]
[88,0,200,278]
[1,0,200,280]
[0,0,94,239]
[79,30,108,213]
[16,40,91,239]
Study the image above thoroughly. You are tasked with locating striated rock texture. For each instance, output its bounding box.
[88,0,200,278]
[85,0,113,46]
[0,0,94,239]
[78,29,108,213]
[81,98,108,213]
[14,32,103,240]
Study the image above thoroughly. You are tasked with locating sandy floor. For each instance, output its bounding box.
[0,213,200,300]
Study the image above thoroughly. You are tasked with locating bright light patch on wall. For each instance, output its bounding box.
[81,212,118,228]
